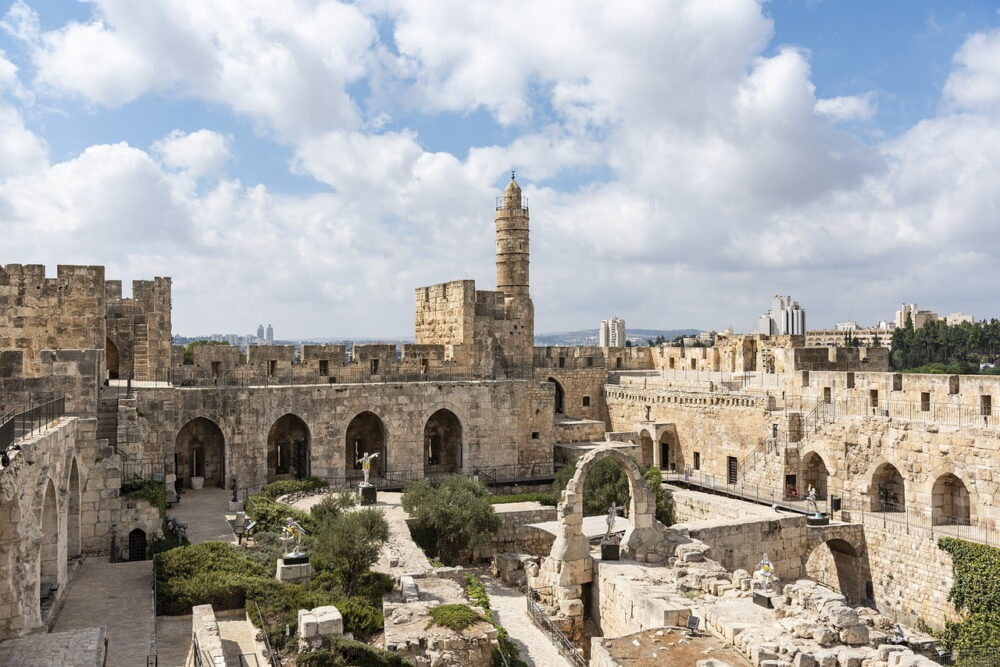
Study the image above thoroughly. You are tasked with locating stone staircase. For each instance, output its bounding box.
[132,315,148,379]
[97,396,119,450]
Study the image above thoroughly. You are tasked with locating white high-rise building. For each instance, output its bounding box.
[266,324,274,344]
[599,317,627,347]
[256,324,265,340]
[757,295,806,336]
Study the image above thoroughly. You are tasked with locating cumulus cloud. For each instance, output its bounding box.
[815,94,877,121]
[153,129,232,177]
[943,28,1000,114]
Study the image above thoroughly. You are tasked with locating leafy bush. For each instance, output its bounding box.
[489,493,557,506]
[312,508,389,593]
[259,477,329,500]
[122,478,166,520]
[463,574,527,667]
[296,638,413,666]
[338,596,384,639]
[246,494,315,533]
[156,542,270,615]
[310,492,357,524]
[402,477,500,565]
[939,538,1000,652]
[426,604,483,631]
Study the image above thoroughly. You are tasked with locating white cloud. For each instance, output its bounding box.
[815,93,877,122]
[153,129,232,177]
[943,28,1000,114]
[0,52,46,178]
[0,0,39,44]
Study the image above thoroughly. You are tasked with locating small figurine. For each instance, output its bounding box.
[754,554,775,593]
[603,502,622,543]
[806,485,820,517]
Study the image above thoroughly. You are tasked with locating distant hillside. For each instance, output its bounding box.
[534,328,701,347]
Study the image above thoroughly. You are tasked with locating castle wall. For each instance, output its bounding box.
[540,368,609,423]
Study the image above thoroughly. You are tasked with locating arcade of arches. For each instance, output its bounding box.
[345,411,386,478]
[267,414,310,482]
[175,418,226,488]
[423,409,462,475]
[38,481,59,603]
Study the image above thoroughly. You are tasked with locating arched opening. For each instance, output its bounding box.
[106,338,120,379]
[658,431,683,472]
[871,463,905,512]
[175,418,226,488]
[804,538,868,606]
[67,459,81,559]
[345,411,386,480]
[423,409,462,477]
[266,414,311,482]
[39,480,58,604]
[638,430,654,467]
[128,529,148,561]
[547,378,565,415]
[932,473,971,525]
[801,452,829,500]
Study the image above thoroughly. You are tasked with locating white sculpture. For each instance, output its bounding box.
[753,553,776,593]
[602,501,622,543]
[280,517,307,557]
[806,485,820,517]
[357,451,379,486]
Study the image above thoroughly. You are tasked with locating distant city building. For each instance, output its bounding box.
[758,295,806,336]
[806,328,892,349]
[835,321,859,331]
[895,304,938,330]
[696,330,717,345]
[266,324,274,344]
[256,324,265,340]
[875,320,896,331]
[946,312,975,326]
[599,317,626,347]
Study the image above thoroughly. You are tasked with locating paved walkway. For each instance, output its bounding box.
[480,573,572,667]
[51,558,154,667]
[169,486,236,544]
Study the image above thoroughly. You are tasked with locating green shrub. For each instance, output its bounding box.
[295,638,413,666]
[426,604,482,631]
[463,574,528,667]
[489,493,557,506]
[156,542,271,615]
[310,492,357,524]
[338,596,384,640]
[259,477,329,500]
[402,477,500,565]
[246,493,315,533]
[122,478,166,520]
[312,508,389,592]
[938,538,1000,652]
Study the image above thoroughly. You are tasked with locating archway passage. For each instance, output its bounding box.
[548,378,564,415]
[932,473,971,525]
[106,338,120,379]
[659,431,683,472]
[39,480,58,603]
[345,411,386,479]
[128,529,147,561]
[638,430,654,467]
[423,409,462,477]
[267,414,310,482]
[67,459,81,560]
[175,417,226,488]
[871,463,905,512]
[804,538,868,606]
[801,452,830,500]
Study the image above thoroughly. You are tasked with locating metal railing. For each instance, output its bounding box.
[953,646,1000,666]
[121,455,166,481]
[838,494,1000,550]
[250,599,278,667]
[819,396,1000,430]
[524,589,587,667]
[0,395,66,452]
[662,469,829,517]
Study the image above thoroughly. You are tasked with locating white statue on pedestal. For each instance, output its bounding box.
[280,517,307,557]
[806,485,820,517]
[754,554,775,593]
[602,502,622,543]
[357,451,379,487]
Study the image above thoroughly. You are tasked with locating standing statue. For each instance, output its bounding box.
[280,517,308,557]
[806,485,820,517]
[754,553,775,593]
[357,451,379,487]
[602,502,622,543]
[230,476,238,503]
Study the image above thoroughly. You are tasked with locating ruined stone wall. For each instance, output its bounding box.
[540,368,609,423]
[651,345,720,372]
[474,506,556,559]
[591,562,692,639]
[0,265,106,378]
[130,378,555,490]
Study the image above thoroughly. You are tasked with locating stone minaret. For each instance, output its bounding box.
[496,173,530,297]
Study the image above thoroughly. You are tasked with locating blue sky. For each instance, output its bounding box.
[1,1,999,337]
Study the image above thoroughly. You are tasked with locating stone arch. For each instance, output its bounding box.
[800,451,830,500]
[658,430,683,472]
[423,408,463,476]
[871,462,905,512]
[66,458,81,559]
[638,429,654,467]
[931,473,972,526]
[266,414,311,482]
[345,411,386,479]
[38,479,58,602]
[106,338,120,379]
[175,417,226,488]
[803,537,869,606]
[548,377,565,415]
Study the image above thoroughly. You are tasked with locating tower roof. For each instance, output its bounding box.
[504,171,521,196]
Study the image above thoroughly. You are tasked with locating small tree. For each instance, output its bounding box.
[402,477,500,565]
[312,508,389,593]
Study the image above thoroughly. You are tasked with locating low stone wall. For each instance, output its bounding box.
[554,418,606,444]
[591,562,692,639]
[669,486,782,523]
[475,505,556,559]
[191,604,225,666]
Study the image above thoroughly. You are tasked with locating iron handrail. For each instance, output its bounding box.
[250,598,279,667]
[524,589,587,667]
[0,395,66,452]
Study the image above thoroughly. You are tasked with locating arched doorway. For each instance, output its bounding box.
[658,431,683,472]
[106,338,120,379]
[67,459,81,559]
[638,430,654,467]
[128,529,147,561]
[345,411,386,479]
[175,418,226,488]
[801,452,829,500]
[548,378,564,415]
[932,473,971,525]
[266,414,310,482]
[871,463,904,512]
[39,480,58,603]
[423,409,462,477]
[804,538,868,605]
